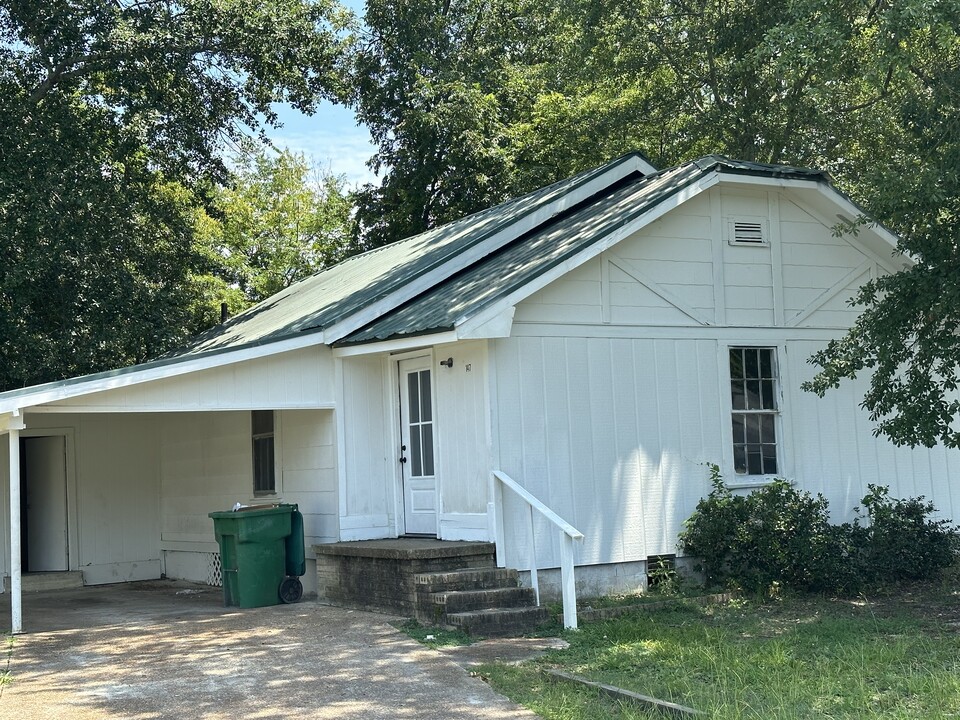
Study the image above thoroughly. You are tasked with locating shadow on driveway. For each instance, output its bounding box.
[0,581,540,719]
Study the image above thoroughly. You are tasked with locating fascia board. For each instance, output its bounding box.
[322,157,651,345]
[714,174,824,190]
[0,412,27,433]
[633,155,659,175]
[331,330,460,358]
[452,173,720,332]
[809,183,905,257]
[718,173,909,272]
[456,306,516,339]
[0,330,327,413]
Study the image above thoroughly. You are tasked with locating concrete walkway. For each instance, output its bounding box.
[0,581,541,719]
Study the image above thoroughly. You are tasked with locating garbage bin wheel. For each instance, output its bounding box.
[279,577,303,604]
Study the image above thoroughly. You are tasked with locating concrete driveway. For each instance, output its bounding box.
[0,581,541,719]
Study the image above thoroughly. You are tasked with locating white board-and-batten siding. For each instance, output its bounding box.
[493,183,960,572]
[335,342,492,541]
[338,355,393,539]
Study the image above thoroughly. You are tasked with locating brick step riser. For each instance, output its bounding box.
[413,569,519,594]
[431,588,537,614]
[446,607,551,638]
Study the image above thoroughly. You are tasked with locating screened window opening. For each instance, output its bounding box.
[729,348,779,475]
[252,410,276,494]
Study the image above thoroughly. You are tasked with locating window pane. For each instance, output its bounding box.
[734,445,747,474]
[253,437,275,493]
[419,370,432,422]
[746,380,762,410]
[762,444,778,474]
[731,381,745,410]
[732,414,745,445]
[760,414,776,443]
[745,415,760,444]
[411,426,423,476]
[760,349,773,379]
[729,349,744,379]
[745,349,759,379]
[747,448,763,475]
[761,379,776,410]
[252,410,273,436]
[422,422,434,476]
[407,373,420,424]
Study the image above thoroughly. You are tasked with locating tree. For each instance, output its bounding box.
[189,146,354,331]
[0,0,350,390]
[349,0,960,446]
[348,0,561,247]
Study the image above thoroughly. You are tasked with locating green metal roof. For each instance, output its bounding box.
[164,151,651,355]
[0,152,650,407]
[337,156,829,344]
[0,153,837,409]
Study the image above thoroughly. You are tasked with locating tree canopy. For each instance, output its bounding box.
[4,0,960,448]
[0,0,350,390]
[348,0,960,447]
[191,147,354,331]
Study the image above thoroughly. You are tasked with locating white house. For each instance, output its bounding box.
[3,152,957,632]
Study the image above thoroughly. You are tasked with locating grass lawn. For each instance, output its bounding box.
[480,578,960,719]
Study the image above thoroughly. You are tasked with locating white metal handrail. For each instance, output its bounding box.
[490,470,585,629]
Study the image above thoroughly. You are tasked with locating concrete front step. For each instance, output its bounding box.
[446,606,551,637]
[4,571,84,592]
[432,586,537,614]
[413,567,519,594]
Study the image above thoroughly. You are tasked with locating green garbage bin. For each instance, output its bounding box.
[209,504,304,608]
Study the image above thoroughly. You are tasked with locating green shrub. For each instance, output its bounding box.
[858,484,957,583]
[678,466,958,595]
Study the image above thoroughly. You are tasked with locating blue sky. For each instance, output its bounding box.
[267,101,377,188]
[265,0,375,188]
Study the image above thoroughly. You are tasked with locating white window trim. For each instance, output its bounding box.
[727,346,783,480]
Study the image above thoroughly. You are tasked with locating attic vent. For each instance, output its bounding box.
[727,218,768,246]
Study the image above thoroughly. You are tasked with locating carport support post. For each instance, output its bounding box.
[8,424,22,634]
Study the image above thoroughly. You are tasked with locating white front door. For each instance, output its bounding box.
[22,436,69,572]
[399,356,438,535]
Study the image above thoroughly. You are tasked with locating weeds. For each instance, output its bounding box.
[394,619,474,648]
[0,635,13,697]
[482,593,960,719]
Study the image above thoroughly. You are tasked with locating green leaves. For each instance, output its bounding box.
[679,469,958,595]
[196,146,353,310]
[0,1,350,390]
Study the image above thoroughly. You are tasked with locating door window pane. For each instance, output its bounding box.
[410,426,423,477]
[422,424,434,476]
[404,368,434,478]
[407,373,420,424]
[419,371,432,421]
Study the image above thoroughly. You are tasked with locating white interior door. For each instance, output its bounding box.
[399,356,438,535]
[22,436,69,572]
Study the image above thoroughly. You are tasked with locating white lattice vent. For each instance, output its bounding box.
[207,552,223,587]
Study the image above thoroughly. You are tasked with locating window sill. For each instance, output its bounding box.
[726,477,784,490]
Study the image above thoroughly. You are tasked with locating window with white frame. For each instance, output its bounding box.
[729,347,779,476]
[252,410,276,495]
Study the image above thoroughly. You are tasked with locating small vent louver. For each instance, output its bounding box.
[732,221,765,243]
